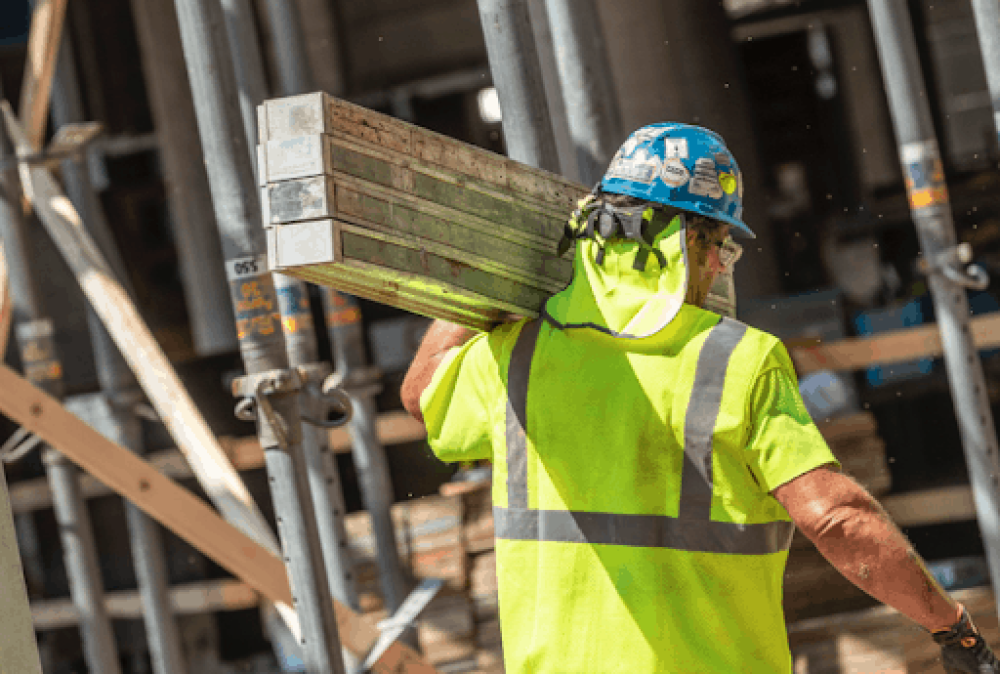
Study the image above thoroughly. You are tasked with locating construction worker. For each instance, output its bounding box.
[401,124,999,672]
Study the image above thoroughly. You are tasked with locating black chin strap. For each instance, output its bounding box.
[558,198,679,271]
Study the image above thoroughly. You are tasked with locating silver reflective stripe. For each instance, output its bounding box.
[494,506,794,555]
[678,318,748,520]
[505,319,542,509]
[501,316,789,555]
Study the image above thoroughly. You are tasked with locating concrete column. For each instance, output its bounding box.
[527,0,581,182]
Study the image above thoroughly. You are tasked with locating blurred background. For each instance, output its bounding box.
[2,0,1000,671]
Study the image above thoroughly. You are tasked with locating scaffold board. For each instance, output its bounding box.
[258,92,587,330]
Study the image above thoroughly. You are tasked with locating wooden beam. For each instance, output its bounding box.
[0,100,286,563]
[31,579,259,631]
[7,411,427,515]
[880,485,976,528]
[19,0,70,151]
[0,365,436,673]
[788,311,1000,376]
[0,364,294,604]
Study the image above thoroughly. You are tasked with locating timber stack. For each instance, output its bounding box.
[345,494,478,670]
[787,585,1000,672]
[256,92,587,331]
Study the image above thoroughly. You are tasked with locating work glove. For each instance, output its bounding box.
[932,604,1000,673]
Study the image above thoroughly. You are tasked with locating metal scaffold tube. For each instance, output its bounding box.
[475,0,561,172]
[0,126,121,674]
[541,0,622,184]
[525,0,581,183]
[867,0,1000,617]
[170,0,346,670]
[262,0,412,639]
[49,25,187,674]
[219,0,269,169]
[273,275,360,614]
[223,0,363,649]
[321,289,410,617]
[262,0,315,98]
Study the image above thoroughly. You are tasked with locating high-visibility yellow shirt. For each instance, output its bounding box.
[421,303,838,673]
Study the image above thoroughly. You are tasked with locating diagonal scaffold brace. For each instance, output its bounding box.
[0,100,306,638]
[0,362,437,673]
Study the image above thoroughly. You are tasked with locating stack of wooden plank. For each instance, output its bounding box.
[469,551,503,673]
[344,494,476,669]
[788,585,999,673]
[438,479,502,672]
[257,92,586,331]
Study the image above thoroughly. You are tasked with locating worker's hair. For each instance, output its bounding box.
[596,191,727,237]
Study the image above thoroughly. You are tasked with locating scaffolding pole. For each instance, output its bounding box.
[261,0,314,98]
[220,2,363,664]
[0,461,43,674]
[541,0,621,184]
[263,0,412,633]
[867,0,1000,617]
[128,0,236,358]
[171,0,346,670]
[49,26,187,674]
[219,0,269,170]
[475,0,561,172]
[525,0,581,183]
[0,126,121,674]
[319,290,410,615]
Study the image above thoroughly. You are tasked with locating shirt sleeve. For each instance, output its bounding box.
[419,331,500,464]
[745,342,841,492]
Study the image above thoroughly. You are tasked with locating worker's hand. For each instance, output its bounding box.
[933,604,1000,673]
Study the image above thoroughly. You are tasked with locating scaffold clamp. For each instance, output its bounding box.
[232,368,305,449]
[917,242,990,290]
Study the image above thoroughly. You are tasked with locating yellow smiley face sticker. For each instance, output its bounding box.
[719,172,738,195]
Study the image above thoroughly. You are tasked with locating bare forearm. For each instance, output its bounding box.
[807,497,957,631]
[776,468,958,632]
[401,320,477,422]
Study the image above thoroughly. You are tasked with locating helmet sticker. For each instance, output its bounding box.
[606,147,661,184]
[689,158,723,199]
[714,152,731,166]
[660,157,691,187]
[737,170,744,199]
[719,172,737,195]
[618,127,663,159]
[663,138,689,159]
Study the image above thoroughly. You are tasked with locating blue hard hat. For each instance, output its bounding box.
[600,123,755,238]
